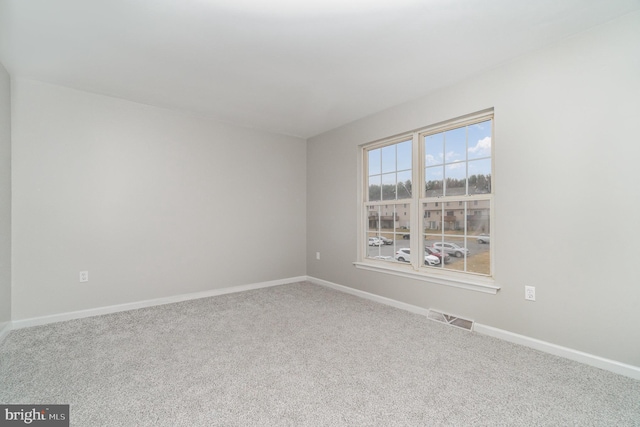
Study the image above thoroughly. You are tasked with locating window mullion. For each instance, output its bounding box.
[410,132,420,270]
[464,126,469,272]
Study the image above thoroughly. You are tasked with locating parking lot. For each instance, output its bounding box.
[367,236,490,275]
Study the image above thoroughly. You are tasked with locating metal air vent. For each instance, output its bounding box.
[427,310,474,331]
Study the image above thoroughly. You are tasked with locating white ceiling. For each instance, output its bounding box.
[1,0,639,138]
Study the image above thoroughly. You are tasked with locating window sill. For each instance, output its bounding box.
[353,261,500,294]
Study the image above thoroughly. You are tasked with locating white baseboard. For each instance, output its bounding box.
[307,276,430,317]
[306,276,640,381]
[472,323,640,380]
[0,321,11,345]
[11,276,307,330]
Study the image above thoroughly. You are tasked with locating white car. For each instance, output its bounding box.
[477,234,490,244]
[368,237,383,246]
[432,242,469,258]
[394,248,440,266]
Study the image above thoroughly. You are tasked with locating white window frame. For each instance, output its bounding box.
[354,109,499,294]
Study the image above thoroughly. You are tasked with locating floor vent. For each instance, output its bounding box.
[427,310,474,331]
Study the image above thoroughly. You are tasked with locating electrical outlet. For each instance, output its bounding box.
[79,271,89,283]
[525,286,535,301]
[316,252,320,260]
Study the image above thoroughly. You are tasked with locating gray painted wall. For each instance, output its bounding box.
[307,11,640,366]
[0,62,10,330]
[11,79,306,320]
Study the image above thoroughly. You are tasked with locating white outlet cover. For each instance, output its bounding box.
[525,286,535,301]
[79,271,89,282]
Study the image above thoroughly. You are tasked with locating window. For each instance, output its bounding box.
[365,138,412,261]
[358,110,496,293]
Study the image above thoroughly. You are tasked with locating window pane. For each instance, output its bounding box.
[367,206,384,260]
[397,170,412,199]
[445,163,466,196]
[370,139,413,202]
[442,206,464,236]
[382,173,396,200]
[425,234,467,271]
[422,202,441,231]
[467,201,490,275]
[397,140,412,171]
[425,166,443,197]
[367,205,380,234]
[381,145,396,174]
[369,175,381,201]
[430,236,468,273]
[394,210,411,263]
[468,159,492,194]
[367,232,384,259]
[444,127,466,164]
[380,205,397,236]
[423,201,490,276]
[467,200,490,237]
[380,205,395,231]
[397,204,410,230]
[467,120,492,160]
[425,133,443,166]
[423,203,444,269]
[366,204,411,262]
[368,148,381,176]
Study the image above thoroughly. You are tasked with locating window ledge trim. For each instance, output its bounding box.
[353,261,500,294]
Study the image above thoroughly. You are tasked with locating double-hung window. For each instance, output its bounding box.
[366,136,413,254]
[359,109,497,293]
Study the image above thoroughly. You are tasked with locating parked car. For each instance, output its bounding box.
[477,234,490,244]
[377,236,393,245]
[368,237,383,246]
[402,234,410,239]
[425,246,451,264]
[394,248,410,262]
[432,242,469,258]
[394,248,440,266]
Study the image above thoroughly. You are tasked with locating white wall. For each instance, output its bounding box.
[11,79,306,320]
[0,62,10,330]
[307,11,640,366]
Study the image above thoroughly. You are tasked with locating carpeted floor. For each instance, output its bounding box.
[1,282,639,426]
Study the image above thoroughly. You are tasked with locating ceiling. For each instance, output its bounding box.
[1,0,639,138]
